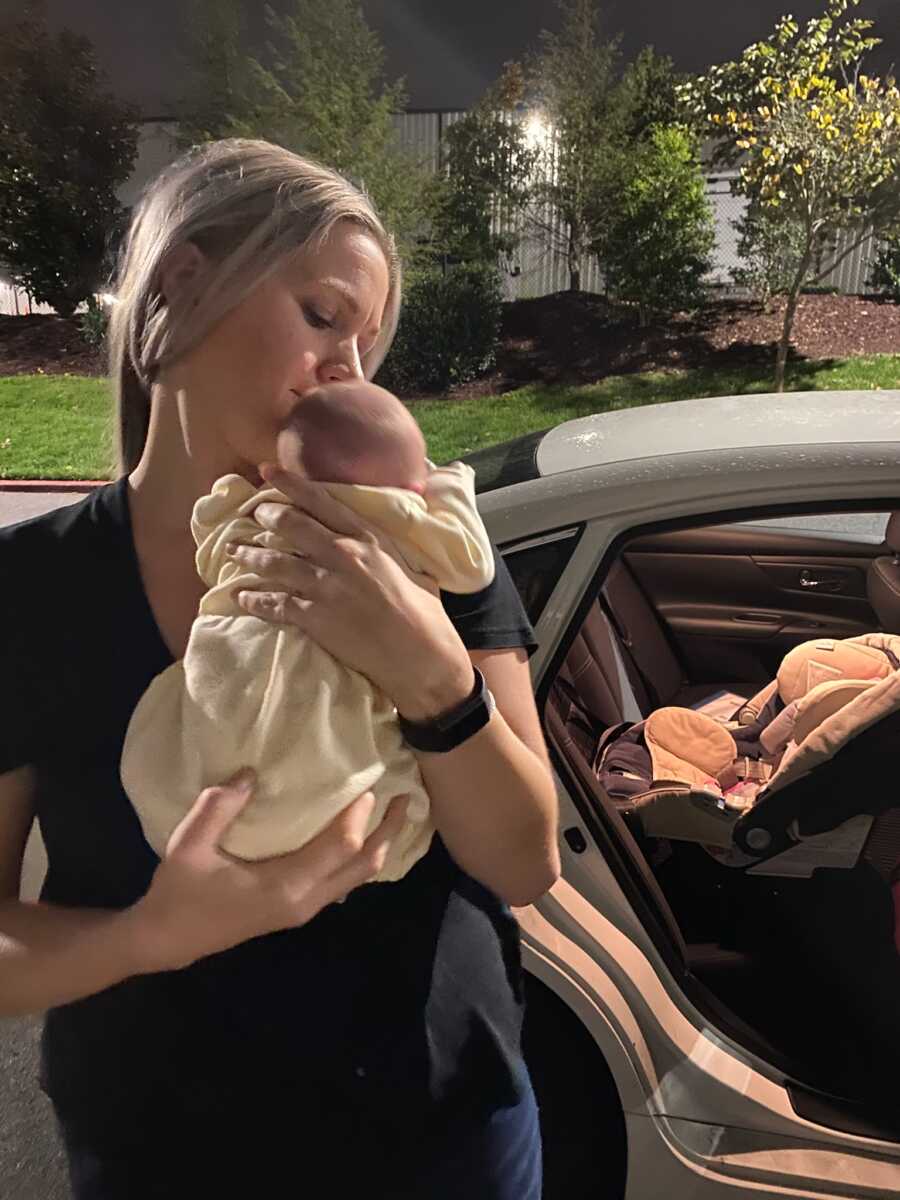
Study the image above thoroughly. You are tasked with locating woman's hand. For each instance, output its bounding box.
[229,464,475,719]
[125,769,409,974]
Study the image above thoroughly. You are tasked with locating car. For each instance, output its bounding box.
[463,390,900,1200]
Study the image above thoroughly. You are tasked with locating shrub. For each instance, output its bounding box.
[869,236,900,301]
[77,296,110,348]
[378,264,503,393]
[595,125,715,324]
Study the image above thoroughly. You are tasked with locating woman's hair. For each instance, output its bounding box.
[107,138,402,476]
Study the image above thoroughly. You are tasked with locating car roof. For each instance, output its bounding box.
[535,390,900,478]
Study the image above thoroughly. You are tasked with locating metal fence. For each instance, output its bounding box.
[0,112,884,314]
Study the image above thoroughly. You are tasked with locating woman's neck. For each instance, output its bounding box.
[127,383,236,542]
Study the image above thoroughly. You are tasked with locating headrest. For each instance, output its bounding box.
[777,637,895,705]
[885,511,900,555]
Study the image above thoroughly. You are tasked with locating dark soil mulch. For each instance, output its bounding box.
[2,294,898,394]
[448,291,900,399]
[0,314,104,377]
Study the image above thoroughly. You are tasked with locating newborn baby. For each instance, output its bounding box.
[121,380,495,881]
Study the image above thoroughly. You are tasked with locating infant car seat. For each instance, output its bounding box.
[595,634,900,881]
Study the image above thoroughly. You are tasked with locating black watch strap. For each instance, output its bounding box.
[397,667,496,753]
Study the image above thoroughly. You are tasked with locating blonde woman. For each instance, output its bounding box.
[0,140,559,1198]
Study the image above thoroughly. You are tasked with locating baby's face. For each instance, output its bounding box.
[276,381,428,493]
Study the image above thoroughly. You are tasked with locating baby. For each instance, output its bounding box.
[121,381,495,882]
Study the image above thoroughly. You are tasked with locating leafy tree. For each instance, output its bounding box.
[177,0,429,262]
[595,125,714,324]
[0,6,138,316]
[615,47,685,143]
[869,232,900,300]
[681,0,900,390]
[526,0,622,291]
[731,202,810,304]
[176,0,255,148]
[429,62,537,271]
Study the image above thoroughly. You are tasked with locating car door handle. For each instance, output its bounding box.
[799,570,842,592]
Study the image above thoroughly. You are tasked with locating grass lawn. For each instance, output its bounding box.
[2,355,900,479]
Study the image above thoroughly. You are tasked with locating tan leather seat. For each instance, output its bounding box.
[868,512,900,633]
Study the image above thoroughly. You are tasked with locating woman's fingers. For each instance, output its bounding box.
[257,463,375,541]
[167,768,257,857]
[228,543,322,596]
[258,793,410,919]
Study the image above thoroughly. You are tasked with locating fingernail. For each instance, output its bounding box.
[225,541,237,555]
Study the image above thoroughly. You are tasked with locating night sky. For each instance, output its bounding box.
[1,0,897,114]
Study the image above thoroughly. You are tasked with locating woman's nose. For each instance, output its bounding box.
[320,340,363,383]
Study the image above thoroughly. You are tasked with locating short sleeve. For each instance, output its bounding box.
[439,541,538,657]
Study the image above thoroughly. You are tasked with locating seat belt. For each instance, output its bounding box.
[599,595,665,712]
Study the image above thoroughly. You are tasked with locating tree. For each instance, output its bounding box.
[615,47,685,143]
[595,125,715,324]
[429,62,537,271]
[680,0,900,390]
[0,6,138,316]
[176,0,254,149]
[177,0,429,262]
[526,0,622,291]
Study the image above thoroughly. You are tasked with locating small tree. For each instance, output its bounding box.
[681,0,900,390]
[595,125,715,324]
[177,0,429,262]
[615,47,685,143]
[526,0,622,291]
[0,7,138,316]
[731,202,811,304]
[176,0,255,148]
[429,63,537,271]
[869,232,900,299]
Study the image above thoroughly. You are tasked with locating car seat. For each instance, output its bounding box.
[593,634,900,881]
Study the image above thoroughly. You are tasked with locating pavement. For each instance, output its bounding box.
[1,487,92,1200]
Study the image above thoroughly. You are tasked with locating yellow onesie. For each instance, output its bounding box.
[120,461,495,882]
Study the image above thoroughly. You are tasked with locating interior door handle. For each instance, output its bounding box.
[800,570,842,592]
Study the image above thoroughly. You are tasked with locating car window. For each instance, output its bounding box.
[735,512,891,544]
[502,528,581,623]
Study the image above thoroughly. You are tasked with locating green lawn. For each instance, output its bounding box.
[2,355,900,478]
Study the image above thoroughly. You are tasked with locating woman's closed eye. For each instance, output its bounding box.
[302,304,334,331]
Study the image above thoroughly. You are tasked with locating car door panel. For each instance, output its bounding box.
[625,527,882,684]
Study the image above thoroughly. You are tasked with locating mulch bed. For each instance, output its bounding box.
[449,292,900,399]
[0,314,104,377]
[1,294,898,395]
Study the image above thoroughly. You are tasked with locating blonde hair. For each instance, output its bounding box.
[107,138,402,476]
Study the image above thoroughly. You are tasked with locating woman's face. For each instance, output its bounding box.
[166,220,391,482]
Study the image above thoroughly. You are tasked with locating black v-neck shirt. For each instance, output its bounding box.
[0,477,538,1150]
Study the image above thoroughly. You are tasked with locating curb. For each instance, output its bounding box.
[0,480,106,493]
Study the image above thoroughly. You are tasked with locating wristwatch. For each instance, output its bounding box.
[397,667,496,753]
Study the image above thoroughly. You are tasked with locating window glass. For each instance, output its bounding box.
[502,529,580,623]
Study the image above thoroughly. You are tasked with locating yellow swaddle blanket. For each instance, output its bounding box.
[121,461,494,882]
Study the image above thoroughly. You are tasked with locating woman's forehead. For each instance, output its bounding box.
[292,225,389,295]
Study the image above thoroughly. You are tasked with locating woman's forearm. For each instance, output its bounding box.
[413,712,560,908]
[0,899,146,1017]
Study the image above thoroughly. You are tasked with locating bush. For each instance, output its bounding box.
[869,236,900,301]
[732,201,809,303]
[378,264,503,393]
[77,295,110,348]
[595,125,715,325]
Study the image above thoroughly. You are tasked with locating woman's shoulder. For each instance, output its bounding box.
[0,482,123,568]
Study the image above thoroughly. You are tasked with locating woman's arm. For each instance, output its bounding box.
[0,765,408,1017]
[404,647,560,907]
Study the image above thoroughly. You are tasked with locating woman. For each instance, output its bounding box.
[0,139,560,1198]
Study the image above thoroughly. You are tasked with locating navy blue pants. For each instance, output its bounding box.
[59,1081,542,1199]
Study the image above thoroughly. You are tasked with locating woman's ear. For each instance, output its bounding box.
[158,241,207,307]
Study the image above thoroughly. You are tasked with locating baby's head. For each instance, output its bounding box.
[277,381,428,494]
